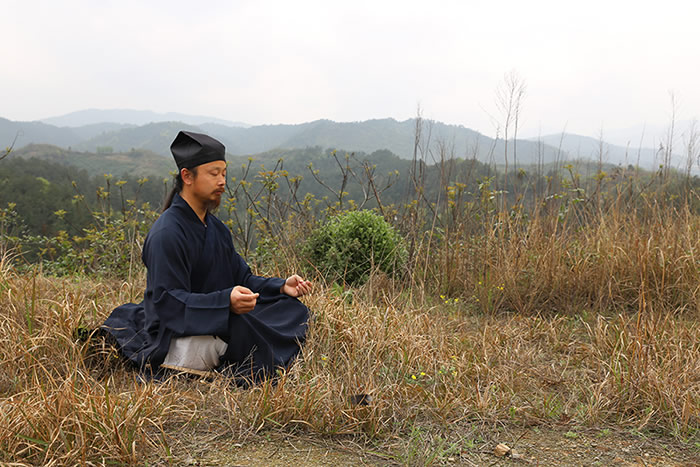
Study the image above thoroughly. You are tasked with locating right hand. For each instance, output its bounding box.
[229,285,259,314]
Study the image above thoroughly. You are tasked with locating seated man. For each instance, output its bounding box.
[102,131,311,380]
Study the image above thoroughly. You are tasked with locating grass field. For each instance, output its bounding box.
[1,211,698,464]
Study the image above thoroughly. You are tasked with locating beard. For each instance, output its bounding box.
[204,191,222,213]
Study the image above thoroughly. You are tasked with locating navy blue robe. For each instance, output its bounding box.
[102,193,309,377]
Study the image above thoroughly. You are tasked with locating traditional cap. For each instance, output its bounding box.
[170,130,226,170]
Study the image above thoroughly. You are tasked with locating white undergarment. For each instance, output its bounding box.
[162,335,229,371]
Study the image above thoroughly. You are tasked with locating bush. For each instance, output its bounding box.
[304,210,406,285]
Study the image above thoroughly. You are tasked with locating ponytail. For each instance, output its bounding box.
[162,167,197,212]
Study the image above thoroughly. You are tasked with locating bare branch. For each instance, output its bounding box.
[0,132,20,163]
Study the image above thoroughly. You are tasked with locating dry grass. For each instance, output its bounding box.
[421,203,699,317]
[1,182,699,463]
[0,235,698,464]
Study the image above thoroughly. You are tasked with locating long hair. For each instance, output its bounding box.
[162,167,197,212]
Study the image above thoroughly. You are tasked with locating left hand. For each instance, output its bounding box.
[281,274,312,298]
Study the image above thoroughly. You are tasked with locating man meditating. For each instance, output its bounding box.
[102,131,311,380]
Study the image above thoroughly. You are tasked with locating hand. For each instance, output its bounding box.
[281,274,312,298]
[230,285,259,314]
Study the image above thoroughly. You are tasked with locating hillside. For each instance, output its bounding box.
[1,116,562,164]
[3,113,684,171]
[10,144,172,177]
[89,118,566,164]
[531,133,660,168]
[75,122,204,157]
[71,122,136,140]
[1,140,698,466]
[0,117,82,149]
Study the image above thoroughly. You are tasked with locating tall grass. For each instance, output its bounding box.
[416,202,699,316]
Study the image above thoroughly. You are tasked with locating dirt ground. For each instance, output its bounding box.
[171,426,699,466]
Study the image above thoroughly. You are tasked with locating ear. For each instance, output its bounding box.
[181,168,194,185]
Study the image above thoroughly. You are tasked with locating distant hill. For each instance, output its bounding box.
[530,133,662,168]
[0,117,82,149]
[75,121,205,156]
[75,118,567,165]
[593,120,698,148]
[41,109,250,128]
[70,122,136,140]
[2,113,681,171]
[10,144,172,177]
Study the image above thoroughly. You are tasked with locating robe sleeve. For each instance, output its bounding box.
[231,249,286,296]
[145,227,232,337]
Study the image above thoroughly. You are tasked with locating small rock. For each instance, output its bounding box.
[494,443,511,457]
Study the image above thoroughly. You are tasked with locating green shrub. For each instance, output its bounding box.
[304,210,406,285]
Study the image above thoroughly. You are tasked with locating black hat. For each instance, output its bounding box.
[170,131,226,170]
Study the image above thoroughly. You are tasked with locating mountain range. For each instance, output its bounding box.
[1,109,689,172]
[527,133,662,170]
[41,109,249,128]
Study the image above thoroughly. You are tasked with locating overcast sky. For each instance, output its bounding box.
[2,0,699,141]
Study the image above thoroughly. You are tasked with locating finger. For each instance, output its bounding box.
[234,290,258,299]
[238,294,258,304]
[237,299,256,311]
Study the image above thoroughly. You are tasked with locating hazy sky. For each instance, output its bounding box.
[2,0,699,140]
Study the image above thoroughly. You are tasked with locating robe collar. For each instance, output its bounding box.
[171,192,211,227]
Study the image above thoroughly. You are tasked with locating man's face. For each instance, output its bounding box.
[186,160,227,211]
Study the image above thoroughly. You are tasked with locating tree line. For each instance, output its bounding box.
[1,146,698,243]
